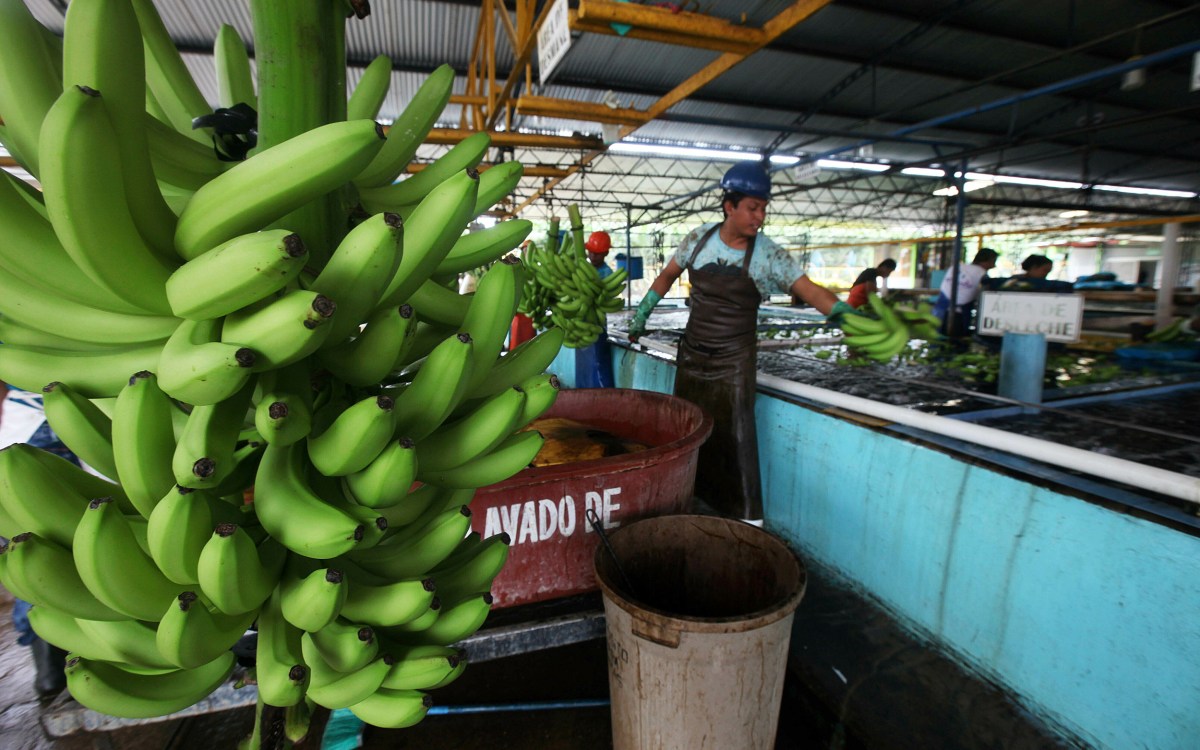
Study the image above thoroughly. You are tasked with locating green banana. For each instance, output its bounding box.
[346,687,432,729]
[64,652,235,720]
[408,279,472,327]
[213,24,256,110]
[391,332,476,441]
[166,230,308,320]
[40,381,118,480]
[146,487,221,585]
[130,0,213,144]
[22,445,138,516]
[304,649,393,711]
[0,0,62,175]
[0,170,151,315]
[377,168,481,309]
[303,618,379,673]
[459,257,523,394]
[465,327,565,400]
[308,211,403,345]
[143,112,229,191]
[307,394,397,477]
[72,497,183,622]
[221,289,337,371]
[255,587,311,708]
[2,532,126,621]
[253,364,315,447]
[0,340,164,399]
[174,120,386,260]
[343,437,418,510]
[0,255,179,344]
[346,54,393,121]
[378,644,465,691]
[112,371,180,518]
[61,0,179,262]
[345,505,473,580]
[515,372,560,424]
[172,379,256,489]
[338,575,437,629]
[392,593,494,647]
[355,63,455,188]
[252,441,365,559]
[417,430,543,489]
[416,386,526,474]
[279,561,348,633]
[427,532,511,602]
[359,132,491,215]
[156,318,259,406]
[318,304,417,387]
[195,523,286,615]
[473,161,525,216]
[39,85,177,314]
[26,604,158,666]
[155,591,257,670]
[435,218,533,277]
[0,444,95,546]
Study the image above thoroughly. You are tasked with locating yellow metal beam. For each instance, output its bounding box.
[575,0,764,46]
[406,161,570,179]
[420,128,603,150]
[515,95,649,127]
[624,0,835,137]
[515,0,833,214]
[569,12,756,55]
[485,0,558,130]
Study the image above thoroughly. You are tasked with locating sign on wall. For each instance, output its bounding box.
[538,0,571,86]
[977,292,1083,343]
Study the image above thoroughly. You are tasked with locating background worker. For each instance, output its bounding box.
[875,257,897,296]
[585,230,614,279]
[847,267,881,309]
[932,247,998,336]
[576,231,617,387]
[1001,254,1073,293]
[626,162,849,522]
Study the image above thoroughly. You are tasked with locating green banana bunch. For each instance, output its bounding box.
[0,1,545,731]
[518,205,627,348]
[839,293,923,362]
[1145,318,1190,343]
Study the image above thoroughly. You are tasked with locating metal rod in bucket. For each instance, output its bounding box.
[586,508,638,599]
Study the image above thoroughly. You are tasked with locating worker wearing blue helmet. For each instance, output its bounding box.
[627,162,852,521]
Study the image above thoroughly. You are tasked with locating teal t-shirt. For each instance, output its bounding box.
[672,222,807,300]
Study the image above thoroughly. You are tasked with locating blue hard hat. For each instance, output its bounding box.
[720,162,771,200]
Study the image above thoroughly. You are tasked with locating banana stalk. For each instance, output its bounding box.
[250,0,344,268]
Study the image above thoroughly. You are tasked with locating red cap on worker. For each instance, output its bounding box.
[585,231,612,255]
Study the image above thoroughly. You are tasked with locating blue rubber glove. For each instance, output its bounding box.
[628,290,662,341]
[826,300,858,326]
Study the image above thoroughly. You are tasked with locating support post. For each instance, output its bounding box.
[998,332,1047,413]
[1156,222,1181,329]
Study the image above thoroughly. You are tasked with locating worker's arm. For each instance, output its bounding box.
[628,258,685,341]
[789,275,839,317]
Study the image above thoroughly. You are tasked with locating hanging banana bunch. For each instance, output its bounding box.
[0,0,560,739]
[517,204,627,348]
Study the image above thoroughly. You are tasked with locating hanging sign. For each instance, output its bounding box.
[977,292,1083,343]
[538,0,572,86]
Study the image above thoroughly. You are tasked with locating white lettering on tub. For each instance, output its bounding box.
[518,500,539,544]
[481,486,624,545]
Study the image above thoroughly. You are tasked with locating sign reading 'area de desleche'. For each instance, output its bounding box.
[977,292,1084,343]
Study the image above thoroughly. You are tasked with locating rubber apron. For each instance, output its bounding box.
[673,224,763,520]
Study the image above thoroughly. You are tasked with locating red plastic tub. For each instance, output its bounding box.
[469,388,713,608]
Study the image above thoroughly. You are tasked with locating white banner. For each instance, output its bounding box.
[538,0,571,86]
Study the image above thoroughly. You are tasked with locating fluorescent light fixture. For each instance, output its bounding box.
[932,179,994,197]
[901,167,945,177]
[815,159,890,172]
[1092,184,1197,199]
[967,172,1083,189]
[768,154,800,165]
[2,166,34,183]
[607,142,764,162]
[1059,209,1090,218]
